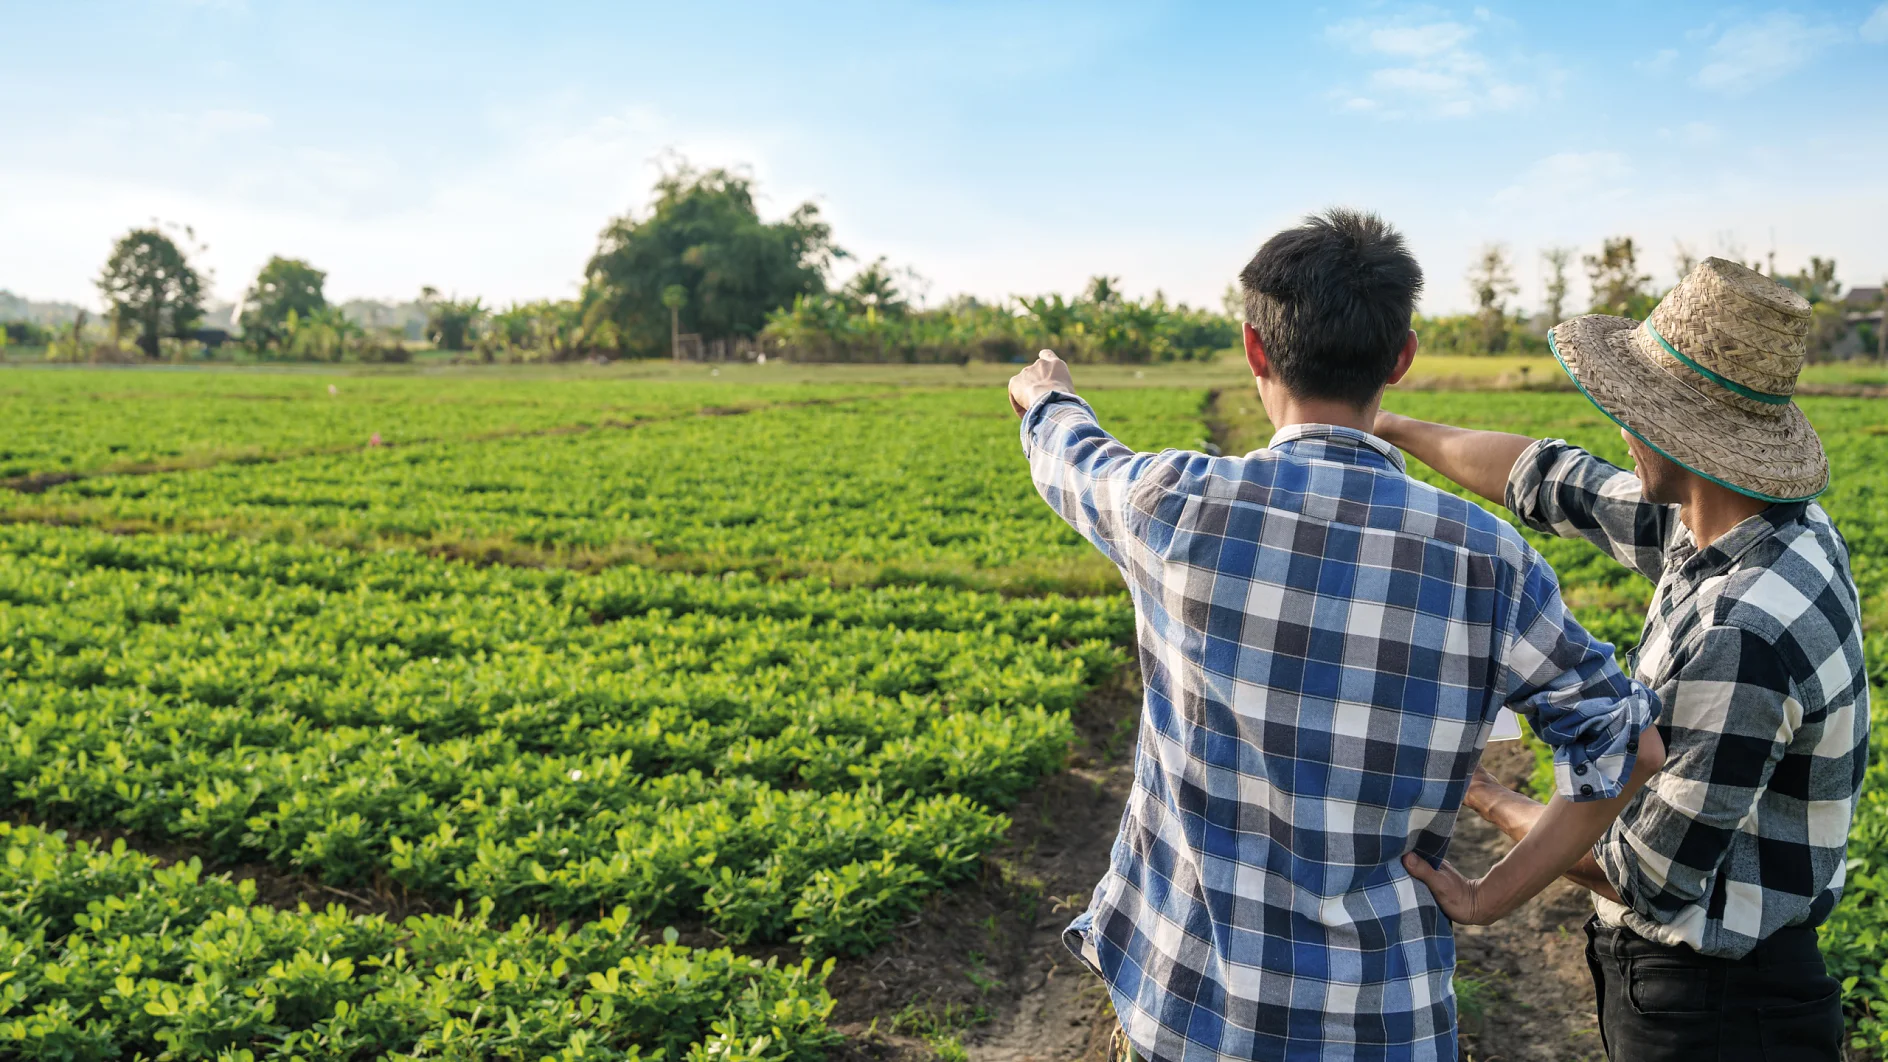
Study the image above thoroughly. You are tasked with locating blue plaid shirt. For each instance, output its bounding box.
[1021,395,1656,1062]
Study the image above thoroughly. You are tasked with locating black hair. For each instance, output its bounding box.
[1239,208,1424,407]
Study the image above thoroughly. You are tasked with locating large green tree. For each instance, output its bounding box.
[583,164,841,356]
[240,257,328,348]
[96,228,206,358]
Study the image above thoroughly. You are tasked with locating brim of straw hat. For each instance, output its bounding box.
[1549,314,1829,502]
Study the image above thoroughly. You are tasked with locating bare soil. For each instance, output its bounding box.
[824,685,1603,1062]
[1450,742,1607,1062]
[825,676,1140,1062]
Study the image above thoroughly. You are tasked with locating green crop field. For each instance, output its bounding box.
[0,365,1884,1058]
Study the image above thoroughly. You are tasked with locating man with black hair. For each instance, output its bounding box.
[1009,209,1664,1061]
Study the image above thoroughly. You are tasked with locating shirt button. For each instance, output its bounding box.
[1581,784,1595,797]
[1575,763,1589,776]
[1627,739,1638,753]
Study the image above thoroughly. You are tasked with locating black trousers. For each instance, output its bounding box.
[1584,915,1843,1061]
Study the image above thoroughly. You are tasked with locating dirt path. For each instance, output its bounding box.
[1451,741,1607,1062]
[826,678,1138,1062]
[944,720,1601,1062]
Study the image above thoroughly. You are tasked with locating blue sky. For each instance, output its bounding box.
[5,0,1886,316]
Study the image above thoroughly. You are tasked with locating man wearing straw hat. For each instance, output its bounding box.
[1377,257,1868,1059]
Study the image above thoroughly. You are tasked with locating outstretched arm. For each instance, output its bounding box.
[1010,349,1195,571]
[1377,411,1677,581]
[1372,411,1534,505]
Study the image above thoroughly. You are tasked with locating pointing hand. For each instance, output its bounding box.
[1009,349,1077,418]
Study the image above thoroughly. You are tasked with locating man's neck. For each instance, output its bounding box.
[1678,478,1771,550]
[1259,386,1380,438]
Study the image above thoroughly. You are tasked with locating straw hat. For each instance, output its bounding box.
[1549,256,1827,502]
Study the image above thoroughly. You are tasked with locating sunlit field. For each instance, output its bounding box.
[1,363,1884,1056]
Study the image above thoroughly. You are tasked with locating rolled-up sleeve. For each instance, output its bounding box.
[1501,554,1659,801]
[1020,392,1190,569]
[1593,626,1795,922]
[1505,438,1677,582]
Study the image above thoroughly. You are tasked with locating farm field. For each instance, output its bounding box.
[0,373,887,483]
[0,364,1884,1058]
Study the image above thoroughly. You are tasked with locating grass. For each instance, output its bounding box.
[890,1000,991,1062]
[11,344,1884,394]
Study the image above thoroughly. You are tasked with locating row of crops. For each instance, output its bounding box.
[0,378,1198,1059]
[0,523,1125,947]
[2,822,838,1061]
[3,388,1207,592]
[1,371,1884,1056]
[0,373,879,481]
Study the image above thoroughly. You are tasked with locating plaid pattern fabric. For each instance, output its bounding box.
[1022,395,1655,1062]
[1508,439,1870,959]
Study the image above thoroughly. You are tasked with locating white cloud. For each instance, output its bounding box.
[1695,12,1842,93]
[167,108,271,147]
[1491,151,1634,210]
[1863,3,1888,42]
[1325,13,1540,118]
[0,100,800,307]
[1635,48,1679,73]
[1681,121,1721,146]
[1332,19,1476,58]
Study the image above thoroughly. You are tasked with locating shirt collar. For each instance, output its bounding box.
[1679,501,1810,578]
[1265,423,1407,473]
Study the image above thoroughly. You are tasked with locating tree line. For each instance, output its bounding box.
[1418,238,1881,361]
[16,167,1881,364]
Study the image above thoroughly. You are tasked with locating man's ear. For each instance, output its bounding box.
[1243,322,1270,379]
[1385,330,1418,387]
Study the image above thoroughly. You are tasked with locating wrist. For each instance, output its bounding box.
[1373,411,1407,441]
[1021,386,1068,411]
[1473,873,1525,924]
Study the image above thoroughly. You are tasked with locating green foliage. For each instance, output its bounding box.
[2,321,54,346]
[1782,257,1843,305]
[1466,245,1519,353]
[0,518,1129,938]
[1412,313,1549,357]
[0,380,1204,1053]
[239,257,328,349]
[4,388,1205,588]
[478,300,588,363]
[1541,247,1573,325]
[0,823,841,1060]
[0,374,860,481]
[763,286,1236,364]
[423,291,485,352]
[4,374,1885,1051]
[95,228,206,358]
[1583,237,1656,320]
[583,164,840,357]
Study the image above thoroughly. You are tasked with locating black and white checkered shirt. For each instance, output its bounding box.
[1507,439,1869,959]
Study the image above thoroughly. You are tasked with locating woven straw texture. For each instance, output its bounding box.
[1640,257,1812,412]
[1552,273,1828,500]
